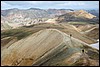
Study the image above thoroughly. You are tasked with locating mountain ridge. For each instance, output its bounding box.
[1,29,99,66]
[1,8,99,30]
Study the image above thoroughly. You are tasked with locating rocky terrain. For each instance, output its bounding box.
[1,29,99,66]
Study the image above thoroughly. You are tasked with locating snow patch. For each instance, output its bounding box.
[90,39,99,50]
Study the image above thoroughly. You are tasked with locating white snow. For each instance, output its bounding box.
[90,39,99,50]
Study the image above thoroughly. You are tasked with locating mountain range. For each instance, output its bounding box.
[1,8,99,30]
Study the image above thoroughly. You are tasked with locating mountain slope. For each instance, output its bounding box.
[55,10,98,23]
[1,23,97,47]
[1,16,12,30]
[84,27,99,40]
[1,9,99,30]
[1,29,99,66]
[73,24,99,40]
[86,9,99,17]
[1,8,73,29]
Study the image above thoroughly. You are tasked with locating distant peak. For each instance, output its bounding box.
[76,10,87,13]
[13,8,19,10]
[28,8,41,10]
[10,8,19,10]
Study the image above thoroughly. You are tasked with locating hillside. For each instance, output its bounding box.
[73,24,99,40]
[86,9,99,17]
[1,23,97,48]
[84,27,99,40]
[1,16,12,30]
[55,10,99,23]
[1,29,99,66]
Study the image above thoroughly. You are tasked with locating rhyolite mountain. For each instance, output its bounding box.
[1,8,99,30]
[86,9,99,17]
[53,10,99,23]
[1,8,73,30]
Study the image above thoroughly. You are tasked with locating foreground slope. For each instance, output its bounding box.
[1,29,99,66]
[1,23,97,48]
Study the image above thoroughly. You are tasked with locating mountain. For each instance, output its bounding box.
[86,9,99,17]
[28,8,42,10]
[46,9,74,17]
[1,29,99,66]
[1,8,49,18]
[1,8,99,30]
[54,10,99,23]
[1,8,49,29]
[1,8,74,29]
[1,8,73,21]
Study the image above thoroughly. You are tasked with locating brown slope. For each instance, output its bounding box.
[1,29,99,66]
[1,23,97,48]
[68,10,96,19]
[73,24,99,40]
[56,23,97,44]
[84,27,99,40]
